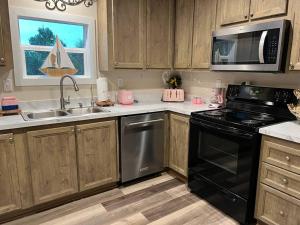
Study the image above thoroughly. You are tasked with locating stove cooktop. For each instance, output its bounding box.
[191,108,291,132]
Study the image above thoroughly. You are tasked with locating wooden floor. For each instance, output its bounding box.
[5,173,238,225]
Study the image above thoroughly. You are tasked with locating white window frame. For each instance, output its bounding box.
[9,7,97,86]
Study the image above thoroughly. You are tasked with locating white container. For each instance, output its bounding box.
[96,77,109,101]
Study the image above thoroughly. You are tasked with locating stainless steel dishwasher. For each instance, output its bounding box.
[120,112,165,183]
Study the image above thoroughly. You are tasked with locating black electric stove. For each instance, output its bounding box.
[188,85,296,225]
[192,108,292,132]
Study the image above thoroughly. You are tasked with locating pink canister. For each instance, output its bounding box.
[118,90,134,105]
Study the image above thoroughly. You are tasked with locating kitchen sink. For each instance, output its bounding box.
[22,110,69,121]
[21,107,109,121]
[66,107,108,116]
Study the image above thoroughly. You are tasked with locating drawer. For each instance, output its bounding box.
[260,163,300,199]
[261,136,300,174]
[256,184,300,225]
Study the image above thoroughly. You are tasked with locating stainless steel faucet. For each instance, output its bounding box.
[90,84,95,107]
[60,75,79,110]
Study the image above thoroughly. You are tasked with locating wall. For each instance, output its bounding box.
[1,0,300,102]
[182,70,300,97]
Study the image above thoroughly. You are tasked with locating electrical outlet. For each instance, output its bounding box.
[3,78,14,92]
[117,78,124,88]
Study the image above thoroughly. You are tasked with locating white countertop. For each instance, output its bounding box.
[0,101,212,131]
[259,121,300,144]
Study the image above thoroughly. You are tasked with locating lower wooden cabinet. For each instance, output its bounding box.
[0,134,21,215]
[169,113,189,177]
[27,126,78,205]
[256,184,300,225]
[256,136,300,225]
[76,121,118,191]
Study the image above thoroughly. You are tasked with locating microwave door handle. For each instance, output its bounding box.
[259,31,268,64]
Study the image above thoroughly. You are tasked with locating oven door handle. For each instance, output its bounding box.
[191,119,255,139]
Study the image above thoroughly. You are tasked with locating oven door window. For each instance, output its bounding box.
[200,132,238,175]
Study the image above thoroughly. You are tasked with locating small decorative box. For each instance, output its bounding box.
[162,89,184,102]
[1,96,18,111]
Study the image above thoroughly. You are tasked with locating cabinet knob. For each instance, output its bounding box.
[250,13,254,18]
[285,156,290,161]
[290,64,295,70]
[9,137,14,144]
[282,178,288,184]
[279,210,285,216]
[244,15,248,19]
[0,57,4,63]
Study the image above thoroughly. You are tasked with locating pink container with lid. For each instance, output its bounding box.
[118,90,134,105]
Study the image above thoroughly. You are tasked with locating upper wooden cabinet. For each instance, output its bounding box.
[169,113,189,177]
[0,0,12,67]
[250,0,288,20]
[219,0,251,26]
[27,127,78,205]
[76,121,118,191]
[289,0,300,71]
[192,0,217,69]
[174,0,217,69]
[146,0,174,68]
[99,0,174,70]
[0,134,22,215]
[174,0,194,69]
[218,0,288,26]
[112,0,144,68]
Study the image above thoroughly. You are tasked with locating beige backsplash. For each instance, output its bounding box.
[1,68,300,101]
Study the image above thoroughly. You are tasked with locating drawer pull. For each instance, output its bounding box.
[285,156,290,161]
[282,178,288,184]
[9,137,14,144]
[279,210,285,216]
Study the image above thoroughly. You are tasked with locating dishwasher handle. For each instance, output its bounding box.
[125,118,164,128]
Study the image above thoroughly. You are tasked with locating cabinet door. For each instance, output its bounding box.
[169,114,189,177]
[146,0,174,68]
[289,0,300,71]
[27,127,78,204]
[76,121,118,191]
[112,0,144,68]
[256,184,300,225]
[250,0,288,20]
[0,0,11,67]
[0,16,5,66]
[174,0,194,69]
[192,0,217,69]
[219,0,251,26]
[0,134,21,215]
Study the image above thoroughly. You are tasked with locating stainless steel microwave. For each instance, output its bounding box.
[211,20,290,72]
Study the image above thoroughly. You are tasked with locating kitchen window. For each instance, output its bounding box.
[9,7,97,86]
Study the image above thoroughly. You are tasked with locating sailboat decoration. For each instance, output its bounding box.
[40,36,78,77]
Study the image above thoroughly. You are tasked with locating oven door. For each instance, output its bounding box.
[211,20,288,72]
[188,118,260,199]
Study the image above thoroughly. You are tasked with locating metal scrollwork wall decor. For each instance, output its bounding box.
[34,0,96,12]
